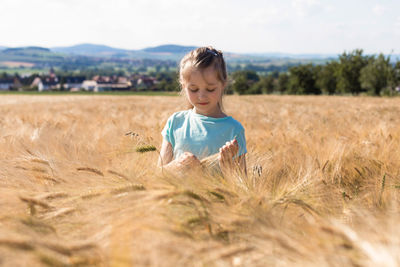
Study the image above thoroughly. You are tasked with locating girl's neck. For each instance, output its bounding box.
[192,107,226,118]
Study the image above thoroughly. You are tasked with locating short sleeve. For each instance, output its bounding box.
[161,114,174,146]
[236,129,247,157]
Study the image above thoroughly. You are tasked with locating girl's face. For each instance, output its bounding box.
[184,66,225,118]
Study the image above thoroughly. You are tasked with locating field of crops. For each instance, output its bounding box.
[1,94,400,266]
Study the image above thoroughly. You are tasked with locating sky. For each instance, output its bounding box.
[0,0,399,54]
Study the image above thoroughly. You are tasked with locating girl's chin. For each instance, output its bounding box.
[195,105,210,111]
[194,106,222,117]
[194,107,209,113]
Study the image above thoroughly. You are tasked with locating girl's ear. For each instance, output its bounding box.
[181,81,188,90]
[222,81,228,91]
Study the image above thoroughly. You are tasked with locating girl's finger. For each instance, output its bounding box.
[220,148,226,158]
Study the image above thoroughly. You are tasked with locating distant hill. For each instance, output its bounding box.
[0,46,66,64]
[52,43,127,56]
[3,46,51,53]
[50,44,200,60]
[142,44,198,54]
[51,44,209,61]
[1,43,396,62]
[0,43,354,71]
[249,52,338,59]
[0,43,339,62]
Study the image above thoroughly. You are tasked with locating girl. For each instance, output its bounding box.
[158,47,247,175]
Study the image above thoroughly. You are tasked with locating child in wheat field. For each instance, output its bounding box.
[158,46,247,175]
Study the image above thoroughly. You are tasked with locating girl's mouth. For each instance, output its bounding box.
[198,102,208,105]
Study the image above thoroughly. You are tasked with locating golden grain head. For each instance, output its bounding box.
[1,95,400,266]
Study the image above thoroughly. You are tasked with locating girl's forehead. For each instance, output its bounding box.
[186,67,220,85]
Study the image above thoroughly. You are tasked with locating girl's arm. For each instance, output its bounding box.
[158,139,200,171]
[158,139,173,167]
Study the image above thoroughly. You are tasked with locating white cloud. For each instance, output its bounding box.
[372,4,386,16]
[0,0,400,54]
[395,17,400,36]
[291,0,321,17]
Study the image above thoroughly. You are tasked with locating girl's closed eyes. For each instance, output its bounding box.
[188,88,215,93]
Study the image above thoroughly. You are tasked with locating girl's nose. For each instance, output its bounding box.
[198,91,207,99]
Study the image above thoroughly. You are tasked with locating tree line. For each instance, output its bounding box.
[2,49,400,95]
[230,49,400,96]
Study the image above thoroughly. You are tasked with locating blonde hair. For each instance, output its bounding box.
[179,46,227,110]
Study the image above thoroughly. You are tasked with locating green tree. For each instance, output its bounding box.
[287,64,320,94]
[360,54,391,96]
[232,75,250,95]
[277,73,289,94]
[387,61,400,95]
[231,70,259,95]
[263,74,276,94]
[336,49,371,94]
[250,74,275,94]
[270,70,280,79]
[317,61,338,95]
[247,81,263,94]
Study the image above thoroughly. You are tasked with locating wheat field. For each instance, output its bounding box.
[0,94,400,266]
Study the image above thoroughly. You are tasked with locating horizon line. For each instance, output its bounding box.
[2,43,398,56]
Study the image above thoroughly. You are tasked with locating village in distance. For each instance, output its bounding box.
[1,44,400,96]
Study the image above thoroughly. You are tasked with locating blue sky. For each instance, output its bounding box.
[0,0,399,54]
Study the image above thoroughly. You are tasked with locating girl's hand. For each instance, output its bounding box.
[176,152,201,170]
[219,139,239,169]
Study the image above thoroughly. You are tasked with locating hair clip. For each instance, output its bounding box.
[207,49,218,57]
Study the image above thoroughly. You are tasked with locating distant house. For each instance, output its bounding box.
[82,80,97,91]
[136,76,157,90]
[117,76,129,84]
[97,83,113,92]
[31,76,59,92]
[91,75,131,91]
[92,75,112,83]
[0,78,16,90]
[111,81,131,91]
[62,76,85,91]
[92,75,112,92]
[96,81,131,92]
[128,75,140,90]
[81,76,132,92]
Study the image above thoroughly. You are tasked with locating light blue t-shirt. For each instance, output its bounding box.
[162,109,247,160]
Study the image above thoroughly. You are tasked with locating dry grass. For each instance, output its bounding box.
[1,94,400,266]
